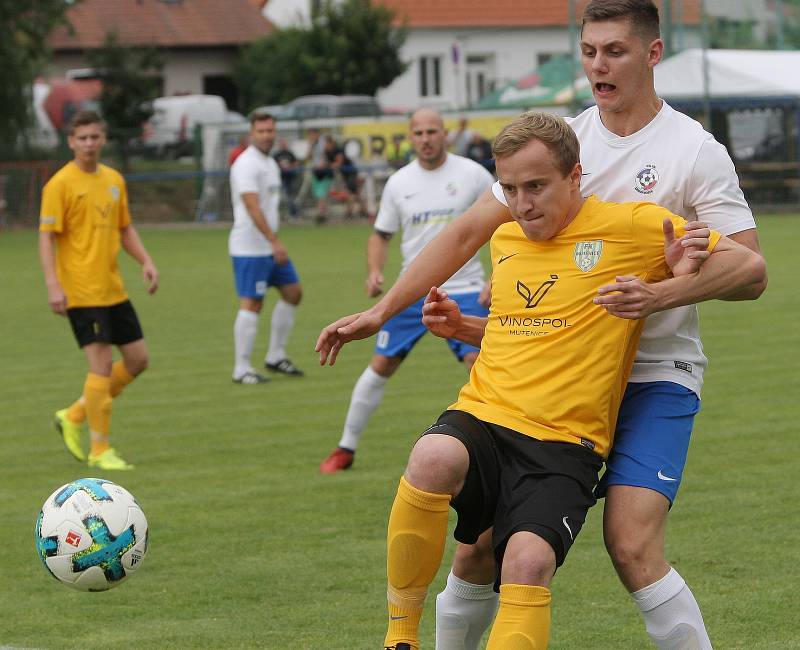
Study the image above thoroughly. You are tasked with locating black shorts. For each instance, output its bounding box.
[66,300,144,348]
[422,409,603,569]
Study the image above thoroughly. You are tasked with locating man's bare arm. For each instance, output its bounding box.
[315,188,510,365]
[120,225,159,294]
[719,229,767,300]
[595,234,767,319]
[370,188,510,322]
[242,192,287,265]
[366,230,391,297]
[38,231,66,315]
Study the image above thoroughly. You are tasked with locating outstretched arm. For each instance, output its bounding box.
[315,188,510,365]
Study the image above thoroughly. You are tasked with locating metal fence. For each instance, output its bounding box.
[2,110,799,230]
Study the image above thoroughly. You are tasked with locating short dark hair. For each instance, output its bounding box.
[582,0,660,43]
[250,111,275,126]
[67,110,105,135]
[492,111,580,178]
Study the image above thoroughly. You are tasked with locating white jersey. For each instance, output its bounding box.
[228,145,282,257]
[376,154,494,294]
[492,101,756,394]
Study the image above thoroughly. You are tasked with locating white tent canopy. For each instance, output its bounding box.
[653,49,800,100]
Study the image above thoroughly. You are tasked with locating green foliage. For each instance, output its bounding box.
[236,0,407,110]
[0,0,74,158]
[0,217,796,648]
[87,32,164,167]
[707,17,763,49]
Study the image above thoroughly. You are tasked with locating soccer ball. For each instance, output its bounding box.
[34,478,149,591]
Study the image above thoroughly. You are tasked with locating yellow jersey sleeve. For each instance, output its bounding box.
[631,203,722,280]
[39,175,66,233]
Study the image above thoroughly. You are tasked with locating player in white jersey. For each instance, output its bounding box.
[319,108,494,474]
[316,2,767,648]
[229,112,304,384]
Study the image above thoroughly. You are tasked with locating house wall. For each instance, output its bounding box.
[377,27,572,112]
[47,48,237,99]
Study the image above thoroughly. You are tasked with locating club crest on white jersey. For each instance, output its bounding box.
[574,240,603,272]
[635,164,659,194]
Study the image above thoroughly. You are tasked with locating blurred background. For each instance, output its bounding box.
[2,0,798,227]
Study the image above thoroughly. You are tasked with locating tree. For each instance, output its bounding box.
[0,0,74,157]
[87,32,163,169]
[236,0,407,110]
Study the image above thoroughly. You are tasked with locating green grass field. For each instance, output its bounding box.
[0,216,797,649]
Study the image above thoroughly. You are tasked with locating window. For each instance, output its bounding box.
[465,54,495,105]
[419,56,442,97]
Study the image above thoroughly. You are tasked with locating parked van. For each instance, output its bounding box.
[143,94,245,155]
[280,95,382,120]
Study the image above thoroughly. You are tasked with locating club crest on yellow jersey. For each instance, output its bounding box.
[574,241,603,272]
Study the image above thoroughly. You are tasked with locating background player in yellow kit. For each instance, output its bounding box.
[39,110,158,471]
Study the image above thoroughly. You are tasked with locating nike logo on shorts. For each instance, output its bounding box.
[657,469,677,482]
[562,516,574,541]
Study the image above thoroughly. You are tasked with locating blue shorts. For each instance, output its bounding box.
[231,256,300,299]
[375,292,487,361]
[596,381,700,504]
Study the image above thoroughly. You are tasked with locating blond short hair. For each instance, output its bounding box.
[492,112,580,177]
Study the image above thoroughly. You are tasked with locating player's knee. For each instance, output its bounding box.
[126,352,149,376]
[370,354,401,377]
[453,540,496,582]
[405,434,468,495]
[501,532,556,586]
[605,529,650,572]
[282,285,302,305]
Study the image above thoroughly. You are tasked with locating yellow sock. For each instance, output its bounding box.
[66,398,85,424]
[486,584,552,649]
[384,476,451,650]
[67,361,135,424]
[84,373,112,457]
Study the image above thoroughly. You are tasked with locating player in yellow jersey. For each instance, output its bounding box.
[316,112,764,650]
[39,110,159,471]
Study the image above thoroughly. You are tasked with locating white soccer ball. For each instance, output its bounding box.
[34,478,148,591]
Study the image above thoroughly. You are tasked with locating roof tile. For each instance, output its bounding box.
[375,0,699,29]
[50,0,273,50]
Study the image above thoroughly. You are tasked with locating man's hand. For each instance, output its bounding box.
[366,271,384,297]
[47,283,67,316]
[422,287,462,339]
[366,271,383,298]
[272,239,289,266]
[315,309,386,366]
[142,260,159,294]
[664,219,711,277]
[594,276,660,319]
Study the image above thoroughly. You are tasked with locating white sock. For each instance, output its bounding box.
[233,309,259,379]
[435,571,498,650]
[337,366,388,451]
[631,568,712,650]
[266,299,296,364]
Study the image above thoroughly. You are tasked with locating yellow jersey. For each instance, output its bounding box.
[39,162,131,308]
[450,195,721,458]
